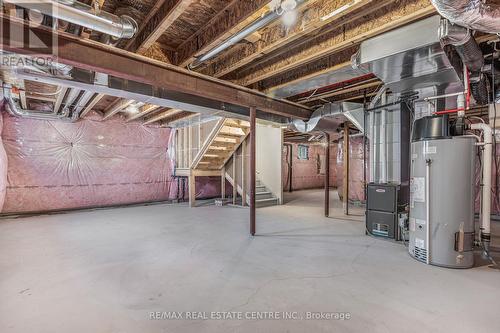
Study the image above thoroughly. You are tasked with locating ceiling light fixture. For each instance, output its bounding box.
[271,0,299,27]
[282,10,298,27]
[281,0,297,12]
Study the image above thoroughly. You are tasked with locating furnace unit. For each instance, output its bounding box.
[365,101,411,240]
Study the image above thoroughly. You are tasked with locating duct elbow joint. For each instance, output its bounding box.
[117,15,138,40]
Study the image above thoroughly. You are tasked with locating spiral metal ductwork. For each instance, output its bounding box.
[4,0,138,39]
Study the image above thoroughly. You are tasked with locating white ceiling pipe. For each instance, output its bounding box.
[4,0,137,39]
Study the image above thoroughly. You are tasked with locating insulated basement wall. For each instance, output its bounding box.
[0,115,7,210]
[336,137,366,202]
[0,112,178,213]
[0,112,221,214]
[282,143,337,191]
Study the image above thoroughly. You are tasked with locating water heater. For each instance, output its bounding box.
[409,116,476,268]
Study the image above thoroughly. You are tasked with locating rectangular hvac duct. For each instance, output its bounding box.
[358,15,463,93]
[267,65,368,99]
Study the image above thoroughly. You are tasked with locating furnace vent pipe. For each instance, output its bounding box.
[368,86,388,183]
[4,0,137,39]
[379,91,387,183]
[471,122,493,245]
[431,0,500,34]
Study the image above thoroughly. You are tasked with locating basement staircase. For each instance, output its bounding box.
[174,117,279,208]
[254,178,280,208]
[224,172,280,208]
[174,118,249,175]
[194,118,249,171]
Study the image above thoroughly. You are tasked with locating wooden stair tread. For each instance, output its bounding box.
[216,133,243,139]
[225,119,250,128]
[220,126,246,136]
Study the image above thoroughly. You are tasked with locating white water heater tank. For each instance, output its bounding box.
[409,136,476,268]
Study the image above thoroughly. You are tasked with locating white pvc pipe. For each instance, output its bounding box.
[471,123,493,239]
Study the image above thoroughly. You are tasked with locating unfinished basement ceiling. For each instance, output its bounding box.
[1,0,499,126]
[157,0,231,49]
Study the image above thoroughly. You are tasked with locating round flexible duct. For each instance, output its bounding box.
[431,0,500,34]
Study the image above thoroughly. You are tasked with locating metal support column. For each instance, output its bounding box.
[343,124,350,215]
[250,106,256,236]
[324,132,330,217]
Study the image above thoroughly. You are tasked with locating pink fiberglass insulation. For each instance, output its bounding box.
[336,137,367,202]
[1,112,175,213]
[282,143,337,191]
[0,114,8,211]
[0,112,221,214]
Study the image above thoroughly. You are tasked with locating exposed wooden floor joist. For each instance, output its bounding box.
[0,14,312,120]
[201,0,392,79]
[126,0,193,55]
[176,0,270,67]
[232,1,436,87]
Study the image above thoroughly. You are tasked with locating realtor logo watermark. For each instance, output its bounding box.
[149,311,351,321]
[0,2,58,69]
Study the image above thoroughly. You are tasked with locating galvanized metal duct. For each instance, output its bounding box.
[4,0,137,39]
[355,15,464,94]
[291,102,364,134]
[431,0,500,34]
[1,84,80,121]
[189,0,306,69]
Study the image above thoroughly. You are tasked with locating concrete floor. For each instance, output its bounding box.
[1,189,499,333]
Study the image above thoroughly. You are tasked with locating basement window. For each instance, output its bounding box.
[297,144,309,160]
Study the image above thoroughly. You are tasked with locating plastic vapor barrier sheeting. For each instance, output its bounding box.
[0,115,8,210]
[0,113,178,213]
[336,137,367,202]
